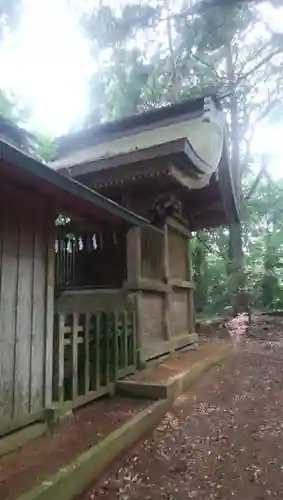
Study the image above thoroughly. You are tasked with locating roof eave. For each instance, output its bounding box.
[54,93,221,160]
[0,140,148,228]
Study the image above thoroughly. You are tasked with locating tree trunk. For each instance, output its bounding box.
[228,221,246,315]
[261,216,279,310]
[164,0,178,103]
[193,237,208,313]
[226,41,246,317]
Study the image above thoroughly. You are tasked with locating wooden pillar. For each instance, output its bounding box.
[165,216,196,339]
[126,226,141,280]
[187,236,195,333]
[162,223,171,341]
[44,218,55,408]
[126,227,143,366]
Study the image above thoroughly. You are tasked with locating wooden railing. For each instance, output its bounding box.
[52,310,136,407]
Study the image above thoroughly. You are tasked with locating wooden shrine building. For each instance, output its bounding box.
[0,131,146,436]
[53,94,239,363]
[0,94,239,438]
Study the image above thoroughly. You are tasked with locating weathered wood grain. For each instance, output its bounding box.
[13,209,34,419]
[0,193,55,434]
[0,201,19,422]
[44,218,55,407]
[30,213,46,413]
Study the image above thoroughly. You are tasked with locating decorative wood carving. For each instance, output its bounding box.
[149,194,183,225]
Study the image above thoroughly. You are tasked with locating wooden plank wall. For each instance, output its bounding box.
[0,191,54,434]
[130,222,196,362]
[168,229,188,279]
[141,226,163,280]
[168,226,194,337]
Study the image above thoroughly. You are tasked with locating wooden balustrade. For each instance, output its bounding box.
[52,310,136,407]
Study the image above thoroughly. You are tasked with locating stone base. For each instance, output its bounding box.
[18,400,169,500]
[117,342,232,400]
[0,422,46,457]
[140,332,198,363]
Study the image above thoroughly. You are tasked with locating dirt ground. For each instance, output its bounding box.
[80,337,283,499]
[0,397,150,500]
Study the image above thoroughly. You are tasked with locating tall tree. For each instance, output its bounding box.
[77,0,283,314]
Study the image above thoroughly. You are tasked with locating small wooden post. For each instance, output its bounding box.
[58,314,65,404]
[72,313,79,401]
[126,227,142,364]
[126,226,141,280]
[105,313,110,387]
[132,310,137,367]
[44,220,55,408]
[162,223,171,341]
[95,314,101,391]
[84,314,90,395]
[162,223,170,283]
[124,311,128,369]
[134,293,143,368]
[187,236,195,333]
[113,312,119,381]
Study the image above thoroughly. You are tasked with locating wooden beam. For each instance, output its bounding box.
[72,313,80,401]
[124,311,128,369]
[84,314,90,394]
[162,224,170,283]
[162,224,171,341]
[169,279,195,289]
[0,411,44,438]
[95,315,101,391]
[61,139,187,178]
[123,279,171,293]
[186,238,195,333]
[105,314,110,387]
[169,165,194,190]
[44,218,55,408]
[58,314,65,404]
[126,227,142,281]
[166,216,191,238]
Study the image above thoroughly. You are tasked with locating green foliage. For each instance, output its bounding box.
[34,134,56,162]
[0,92,14,118]
[74,0,283,314]
[0,90,31,123]
[83,3,161,50]
[193,175,283,314]
[1,0,281,315]
[192,238,208,312]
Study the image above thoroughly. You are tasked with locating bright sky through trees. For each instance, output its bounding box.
[0,0,92,135]
[0,0,283,177]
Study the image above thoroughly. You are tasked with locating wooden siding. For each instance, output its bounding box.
[0,193,54,433]
[126,222,195,363]
[55,288,135,314]
[140,226,164,281]
[170,290,189,337]
[168,228,188,279]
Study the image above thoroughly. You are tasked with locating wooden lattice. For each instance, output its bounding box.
[52,310,136,407]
